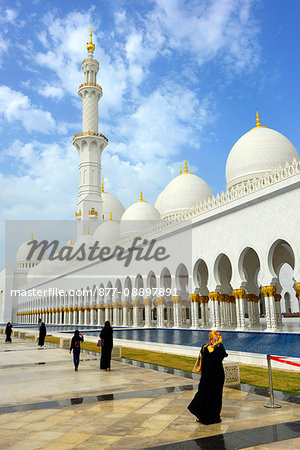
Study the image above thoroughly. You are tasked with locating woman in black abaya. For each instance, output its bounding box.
[5,322,12,343]
[188,330,228,425]
[100,321,113,371]
[38,320,47,347]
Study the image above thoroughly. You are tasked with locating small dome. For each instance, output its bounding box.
[226,118,299,190]
[93,219,120,245]
[16,235,42,269]
[121,192,160,236]
[156,165,213,219]
[101,192,125,221]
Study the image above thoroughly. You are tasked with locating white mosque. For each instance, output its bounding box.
[1,31,300,332]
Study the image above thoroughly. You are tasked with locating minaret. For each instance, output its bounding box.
[73,29,108,237]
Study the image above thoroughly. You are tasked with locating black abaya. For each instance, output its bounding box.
[188,343,228,424]
[38,323,46,346]
[100,326,113,370]
[5,323,12,342]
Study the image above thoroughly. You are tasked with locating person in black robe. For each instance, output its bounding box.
[100,321,113,371]
[38,319,46,347]
[188,330,228,424]
[69,330,84,371]
[5,322,12,343]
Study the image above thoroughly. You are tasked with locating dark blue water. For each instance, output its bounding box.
[11,324,300,358]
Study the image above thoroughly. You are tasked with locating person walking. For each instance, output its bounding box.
[69,330,84,372]
[38,319,46,347]
[5,322,12,343]
[100,321,113,371]
[188,330,228,425]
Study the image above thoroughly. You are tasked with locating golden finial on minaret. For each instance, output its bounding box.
[70,237,73,245]
[256,111,261,127]
[30,232,33,240]
[109,211,112,221]
[87,28,95,52]
[87,227,90,235]
[180,164,183,175]
[101,178,104,193]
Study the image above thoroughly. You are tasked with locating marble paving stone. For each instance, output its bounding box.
[9,440,46,450]
[0,339,299,449]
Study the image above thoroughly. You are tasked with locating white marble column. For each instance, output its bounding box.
[132,301,139,327]
[97,307,104,326]
[166,306,172,327]
[155,297,165,327]
[78,308,83,326]
[246,295,255,328]
[172,296,181,328]
[122,302,128,327]
[144,299,152,328]
[274,294,282,328]
[200,296,209,328]
[233,289,245,330]
[261,286,277,331]
[90,307,96,326]
[209,292,220,328]
[219,295,226,328]
[112,303,118,326]
[104,305,110,323]
[189,294,199,328]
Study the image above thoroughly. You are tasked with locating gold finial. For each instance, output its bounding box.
[251,111,267,130]
[182,160,193,174]
[86,28,95,52]
[109,211,112,221]
[56,247,59,255]
[87,227,90,235]
[256,111,261,127]
[30,232,33,240]
[180,164,182,175]
[70,237,73,245]
[101,178,104,193]
[137,190,146,202]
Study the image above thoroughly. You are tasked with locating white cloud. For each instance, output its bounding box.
[149,0,260,71]
[0,139,78,221]
[108,83,213,163]
[37,83,64,99]
[0,86,56,133]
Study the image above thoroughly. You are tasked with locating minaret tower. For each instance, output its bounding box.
[73,29,108,237]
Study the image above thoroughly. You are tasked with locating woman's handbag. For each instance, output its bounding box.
[97,339,103,347]
[192,354,202,374]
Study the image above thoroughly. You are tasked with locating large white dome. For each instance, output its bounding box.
[155,168,213,219]
[226,122,299,190]
[121,193,160,236]
[93,219,120,245]
[101,192,125,221]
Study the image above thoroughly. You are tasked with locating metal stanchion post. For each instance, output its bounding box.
[264,354,281,408]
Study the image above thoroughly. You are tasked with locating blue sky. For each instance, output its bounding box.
[0,0,300,268]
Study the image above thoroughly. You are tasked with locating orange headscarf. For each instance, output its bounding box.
[204,330,222,353]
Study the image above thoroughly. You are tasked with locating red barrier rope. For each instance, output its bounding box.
[269,356,300,368]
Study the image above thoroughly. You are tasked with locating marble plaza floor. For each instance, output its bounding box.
[0,338,299,449]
